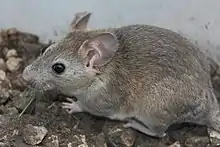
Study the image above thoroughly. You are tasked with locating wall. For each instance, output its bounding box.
[0,0,220,59]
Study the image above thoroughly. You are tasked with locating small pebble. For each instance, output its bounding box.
[95,132,107,147]
[0,36,3,45]
[46,135,59,147]
[0,70,11,88]
[6,57,22,72]
[6,49,18,59]
[185,136,209,147]
[23,124,48,145]
[0,70,6,81]
[0,89,10,104]
[0,29,7,37]
[7,28,17,35]
[0,115,9,126]
[0,59,6,71]
[4,107,18,115]
[168,141,181,147]
[72,134,89,147]
[103,122,136,147]
[208,128,220,146]
[0,142,10,147]
[2,48,8,57]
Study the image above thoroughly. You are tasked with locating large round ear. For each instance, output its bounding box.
[70,11,91,31]
[79,32,119,72]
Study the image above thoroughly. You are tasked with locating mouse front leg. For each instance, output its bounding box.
[62,98,83,114]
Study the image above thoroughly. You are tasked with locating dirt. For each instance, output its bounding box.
[0,27,219,147]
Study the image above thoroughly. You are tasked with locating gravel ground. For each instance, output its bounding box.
[0,27,220,147]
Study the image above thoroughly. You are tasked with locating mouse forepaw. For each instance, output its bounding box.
[61,98,83,114]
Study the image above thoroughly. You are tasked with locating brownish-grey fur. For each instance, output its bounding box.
[22,24,220,137]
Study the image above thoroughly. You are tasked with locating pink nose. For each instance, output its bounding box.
[22,65,37,82]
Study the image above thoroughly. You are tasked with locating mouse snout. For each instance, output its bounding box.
[22,65,37,82]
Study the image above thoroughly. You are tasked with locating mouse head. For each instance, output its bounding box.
[22,30,119,96]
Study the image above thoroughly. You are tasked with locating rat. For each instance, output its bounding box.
[22,23,220,138]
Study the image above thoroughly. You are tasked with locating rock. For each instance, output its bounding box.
[22,33,39,44]
[0,59,6,71]
[0,88,10,104]
[0,142,10,147]
[103,121,137,147]
[0,70,11,89]
[23,124,48,145]
[0,36,3,45]
[94,132,107,147]
[168,141,181,147]
[120,129,137,147]
[0,29,6,45]
[0,115,10,126]
[6,57,22,72]
[0,70,6,81]
[5,49,18,59]
[18,31,39,44]
[9,90,22,100]
[9,135,32,147]
[7,28,17,35]
[4,107,19,116]
[0,105,4,114]
[184,136,209,147]
[19,42,45,65]
[208,129,220,146]
[45,135,59,147]
[70,134,89,147]
[0,29,7,37]
[12,129,19,136]
[2,48,8,58]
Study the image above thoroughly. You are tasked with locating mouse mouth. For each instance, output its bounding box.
[17,74,35,88]
[17,74,55,92]
[17,74,29,87]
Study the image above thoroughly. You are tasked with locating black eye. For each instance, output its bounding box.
[52,63,65,74]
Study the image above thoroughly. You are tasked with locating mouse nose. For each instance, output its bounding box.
[22,65,37,82]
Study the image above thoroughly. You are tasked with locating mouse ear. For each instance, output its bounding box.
[70,11,91,31]
[79,32,119,72]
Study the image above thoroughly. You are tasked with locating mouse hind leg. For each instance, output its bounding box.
[123,119,167,138]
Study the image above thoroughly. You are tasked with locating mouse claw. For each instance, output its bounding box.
[66,98,75,103]
[61,100,83,114]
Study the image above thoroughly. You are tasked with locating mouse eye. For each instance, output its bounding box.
[52,63,66,74]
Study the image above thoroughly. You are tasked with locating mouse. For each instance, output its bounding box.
[22,23,220,138]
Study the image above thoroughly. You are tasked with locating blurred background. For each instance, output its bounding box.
[0,0,220,58]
